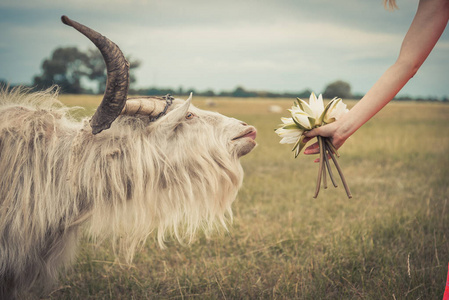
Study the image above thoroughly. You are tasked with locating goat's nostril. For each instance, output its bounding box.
[240,122,248,126]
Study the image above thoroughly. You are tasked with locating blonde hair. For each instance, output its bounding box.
[384,0,398,10]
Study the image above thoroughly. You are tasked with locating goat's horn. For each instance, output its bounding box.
[61,15,130,135]
[121,98,167,116]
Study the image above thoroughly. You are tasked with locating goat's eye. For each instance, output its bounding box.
[185,112,195,120]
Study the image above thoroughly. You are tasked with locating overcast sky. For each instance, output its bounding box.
[1,0,448,98]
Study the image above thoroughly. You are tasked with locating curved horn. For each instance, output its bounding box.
[61,15,130,135]
[121,98,167,116]
[121,95,175,122]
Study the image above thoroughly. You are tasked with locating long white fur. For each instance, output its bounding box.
[0,87,247,298]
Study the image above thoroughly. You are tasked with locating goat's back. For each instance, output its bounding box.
[0,88,81,299]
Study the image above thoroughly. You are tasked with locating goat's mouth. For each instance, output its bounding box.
[231,126,257,157]
[232,126,257,141]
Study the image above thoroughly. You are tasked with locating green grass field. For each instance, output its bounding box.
[47,95,449,299]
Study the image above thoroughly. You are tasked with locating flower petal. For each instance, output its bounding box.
[276,126,303,144]
[309,92,325,120]
[292,134,307,157]
[325,98,348,123]
[296,98,314,116]
[291,110,312,130]
[281,117,295,125]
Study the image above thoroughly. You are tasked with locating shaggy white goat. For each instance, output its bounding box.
[0,16,256,299]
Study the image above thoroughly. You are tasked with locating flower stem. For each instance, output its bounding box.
[328,148,352,199]
[313,136,325,198]
[323,141,338,188]
[321,141,328,190]
[325,139,339,157]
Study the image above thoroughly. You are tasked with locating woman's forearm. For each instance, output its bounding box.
[304,0,448,153]
[336,60,416,140]
[336,0,449,142]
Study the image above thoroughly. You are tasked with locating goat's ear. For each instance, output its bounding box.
[156,94,192,129]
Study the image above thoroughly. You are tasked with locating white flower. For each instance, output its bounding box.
[295,92,326,127]
[289,106,313,130]
[275,117,308,157]
[324,97,349,124]
[276,92,349,158]
[308,92,324,120]
[294,97,314,116]
[274,92,352,198]
[275,117,303,144]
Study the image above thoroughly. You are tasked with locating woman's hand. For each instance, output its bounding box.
[303,121,347,156]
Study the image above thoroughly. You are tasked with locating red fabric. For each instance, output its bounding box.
[443,263,449,300]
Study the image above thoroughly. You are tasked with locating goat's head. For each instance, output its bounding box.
[61,15,256,158]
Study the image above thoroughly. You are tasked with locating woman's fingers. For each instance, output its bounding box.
[302,136,312,144]
[304,128,320,139]
[304,142,320,155]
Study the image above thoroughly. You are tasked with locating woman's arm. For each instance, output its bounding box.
[304,0,449,155]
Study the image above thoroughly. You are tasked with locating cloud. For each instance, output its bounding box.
[111,17,405,91]
[0,0,447,97]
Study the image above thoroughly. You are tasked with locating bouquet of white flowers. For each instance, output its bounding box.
[275,92,352,198]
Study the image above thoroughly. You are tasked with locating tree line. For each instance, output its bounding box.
[1,46,447,102]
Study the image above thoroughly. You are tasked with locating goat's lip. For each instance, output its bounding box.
[232,126,257,141]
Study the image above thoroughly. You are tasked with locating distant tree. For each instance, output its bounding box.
[85,49,141,94]
[323,80,352,99]
[232,86,246,97]
[33,46,141,94]
[202,89,215,97]
[296,89,313,99]
[33,47,89,94]
[134,87,177,96]
[83,49,106,93]
[229,86,258,97]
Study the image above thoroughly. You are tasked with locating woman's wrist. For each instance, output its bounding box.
[333,117,353,144]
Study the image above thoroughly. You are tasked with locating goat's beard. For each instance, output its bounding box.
[233,138,257,157]
[70,116,245,262]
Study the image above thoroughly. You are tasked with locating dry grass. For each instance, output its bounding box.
[47,95,449,299]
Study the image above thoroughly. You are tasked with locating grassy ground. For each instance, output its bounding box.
[47,95,449,299]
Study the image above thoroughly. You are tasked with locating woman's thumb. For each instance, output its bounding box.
[304,127,320,138]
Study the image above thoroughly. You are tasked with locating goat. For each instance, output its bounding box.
[0,16,257,299]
